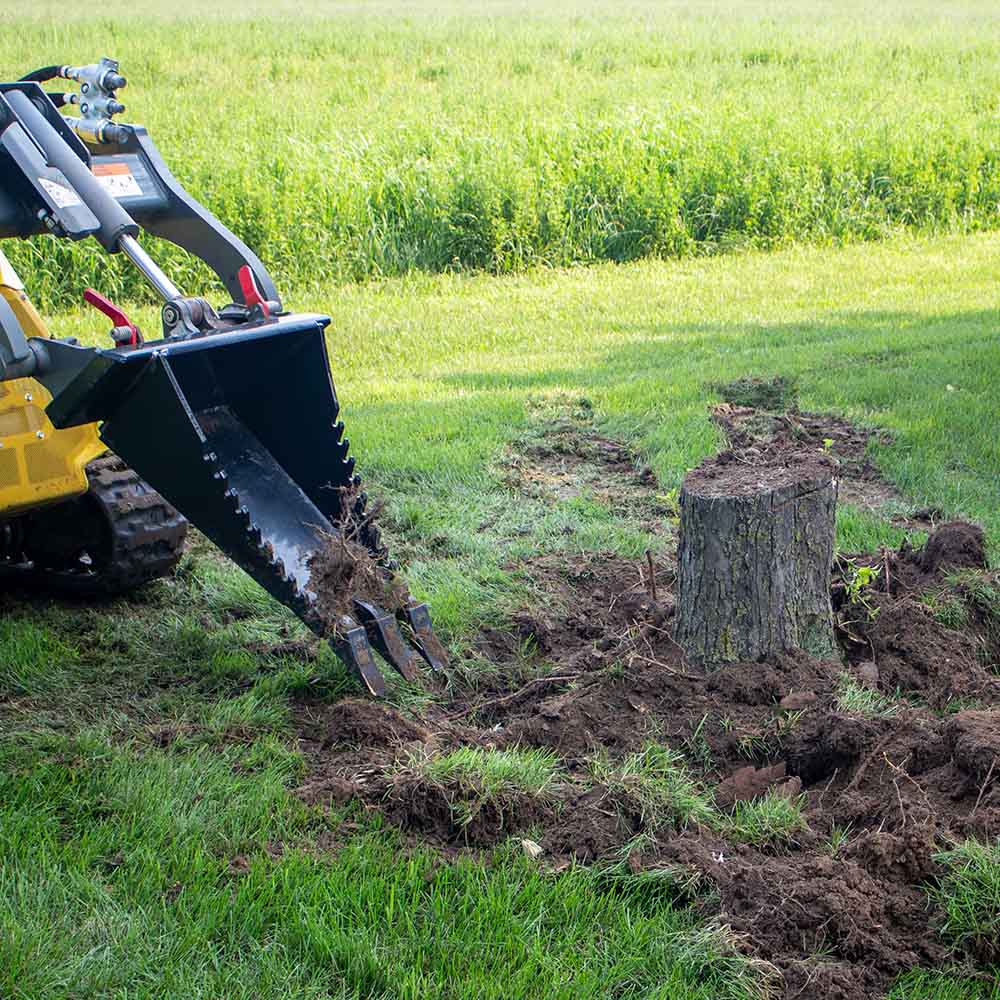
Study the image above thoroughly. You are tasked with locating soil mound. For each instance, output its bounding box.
[919,520,988,574]
[380,774,554,848]
[293,403,998,997]
[297,697,432,749]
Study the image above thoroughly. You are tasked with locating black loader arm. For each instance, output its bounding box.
[92,127,281,307]
[0,83,279,308]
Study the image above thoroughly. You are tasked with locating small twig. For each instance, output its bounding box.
[645,549,658,604]
[841,733,893,796]
[624,651,686,676]
[968,756,997,822]
[881,545,892,595]
[447,673,579,720]
[817,768,840,809]
[882,752,933,823]
[891,775,908,827]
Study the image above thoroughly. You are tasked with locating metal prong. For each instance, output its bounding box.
[402,603,449,672]
[333,616,386,696]
[354,600,422,682]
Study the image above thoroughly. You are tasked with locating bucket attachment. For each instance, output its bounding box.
[45,314,447,694]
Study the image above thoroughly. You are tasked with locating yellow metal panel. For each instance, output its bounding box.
[0,249,104,516]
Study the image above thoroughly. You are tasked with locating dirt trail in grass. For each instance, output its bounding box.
[294,392,1000,1000]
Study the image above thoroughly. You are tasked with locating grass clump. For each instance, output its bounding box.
[931,839,1000,962]
[594,743,715,833]
[413,745,560,799]
[826,823,854,856]
[593,854,715,909]
[725,789,809,847]
[836,674,900,719]
[921,590,972,630]
[398,745,562,833]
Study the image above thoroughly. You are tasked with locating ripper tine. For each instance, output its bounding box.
[402,603,449,672]
[334,616,387,696]
[354,600,422,682]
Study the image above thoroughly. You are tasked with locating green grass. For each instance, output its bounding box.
[836,674,901,719]
[889,970,1000,1000]
[7,1,1000,309]
[836,505,928,554]
[0,618,78,695]
[412,745,561,799]
[931,839,1000,962]
[922,590,974,630]
[725,789,809,848]
[593,743,716,832]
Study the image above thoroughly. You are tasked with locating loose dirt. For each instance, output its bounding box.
[305,486,409,633]
[293,401,999,999]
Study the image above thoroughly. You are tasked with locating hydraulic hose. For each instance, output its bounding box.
[4,89,138,252]
[18,65,63,84]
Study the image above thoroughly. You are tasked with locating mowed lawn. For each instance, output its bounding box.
[2,233,999,998]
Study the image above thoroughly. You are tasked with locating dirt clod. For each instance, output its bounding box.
[714,763,801,810]
[306,486,409,634]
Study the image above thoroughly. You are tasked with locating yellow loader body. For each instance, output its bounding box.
[0,249,104,516]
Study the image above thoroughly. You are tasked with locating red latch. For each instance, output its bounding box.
[83,288,140,347]
[237,265,271,317]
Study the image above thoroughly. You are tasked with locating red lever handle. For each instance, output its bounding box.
[237,265,271,317]
[83,288,139,347]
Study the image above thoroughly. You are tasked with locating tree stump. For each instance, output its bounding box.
[674,453,838,667]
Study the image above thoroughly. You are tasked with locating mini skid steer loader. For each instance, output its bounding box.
[0,58,447,694]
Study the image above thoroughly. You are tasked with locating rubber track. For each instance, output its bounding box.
[80,455,188,594]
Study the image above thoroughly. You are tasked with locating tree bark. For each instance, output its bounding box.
[674,453,838,668]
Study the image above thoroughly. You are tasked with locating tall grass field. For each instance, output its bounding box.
[5,1,1000,308]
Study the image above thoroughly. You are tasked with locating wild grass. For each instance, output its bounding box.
[931,839,1000,962]
[593,743,716,832]
[836,674,900,719]
[725,789,809,848]
[6,1,1000,309]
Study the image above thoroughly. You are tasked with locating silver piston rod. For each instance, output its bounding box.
[118,234,182,302]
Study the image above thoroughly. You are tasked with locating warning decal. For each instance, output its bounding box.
[93,161,143,199]
[38,177,82,209]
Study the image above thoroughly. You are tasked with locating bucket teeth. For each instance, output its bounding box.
[334,616,387,697]
[402,603,449,672]
[353,600,423,682]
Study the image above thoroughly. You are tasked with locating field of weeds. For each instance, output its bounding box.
[5,1,1000,307]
